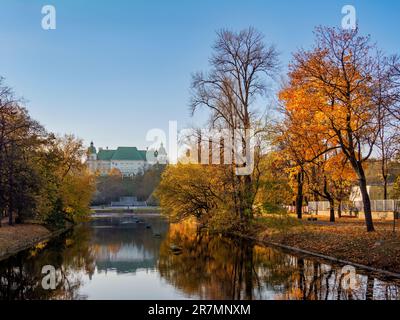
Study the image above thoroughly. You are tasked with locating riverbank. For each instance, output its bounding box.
[0,223,71,262]
[248,215,400,276]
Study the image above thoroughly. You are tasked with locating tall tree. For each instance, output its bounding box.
[0,81,45,225]
[374,52,399,199]
[190,27,279,223]
[285,26,393,232]
[278,82,336,219]
[279,78,358,222]
[0,78,94,226]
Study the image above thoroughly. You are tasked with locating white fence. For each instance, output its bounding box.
[308,201,331,212]
[308,200,400,213]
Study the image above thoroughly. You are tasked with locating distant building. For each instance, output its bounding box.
[110,196,146,207]
[86,141,167,177]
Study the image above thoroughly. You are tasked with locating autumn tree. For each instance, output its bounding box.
[278,82,333,219]
[374,53,400,199]
[0,78,95,227]
[255,151,292,214]
[0,81,45,225]
[384,55,400,122]
[156,164,234,230]
[284,26,394,232]
[376,108,398,200]
[277,131,307,220]
[329,154,357,217]
[306,151,356,222]
[92,164,165,205]
[190,27,279,223]
[34,134,95,225]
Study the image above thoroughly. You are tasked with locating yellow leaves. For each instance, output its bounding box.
[64,206,74,214]
[60,169,95,222]
[279,77,358,199]
[278,41,381,201]
[29,241,48,257]
[156,163,228,223]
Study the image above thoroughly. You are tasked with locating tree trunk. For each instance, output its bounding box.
[383,176,388,200]
[381,155,388,200]
[329,198,335,223]
[244,243,254,300]
[393,210,397,233]
[365,276,374,300]
[314,193,319,216]
[8,162,14,226]
[8,204,13,226]
[358,172,375,232]
[244,175,253,220]
[297,258,306,299]
[337,202,342,218]
[7,142,15,226]
[296,171,304,219]
[323,176,335,223]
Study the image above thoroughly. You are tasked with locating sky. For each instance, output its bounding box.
[0,0,399,150]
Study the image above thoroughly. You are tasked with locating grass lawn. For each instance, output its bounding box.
[253,214,400,274]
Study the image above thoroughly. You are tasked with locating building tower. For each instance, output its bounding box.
[86,141,97,172]
[156,142,168,164]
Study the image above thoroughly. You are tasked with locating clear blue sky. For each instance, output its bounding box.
[0,0,399,149]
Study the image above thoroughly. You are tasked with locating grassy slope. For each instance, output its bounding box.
[253,215,400,273]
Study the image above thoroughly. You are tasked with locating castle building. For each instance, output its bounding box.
[86,141,167,177]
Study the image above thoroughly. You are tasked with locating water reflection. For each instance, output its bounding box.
[90,216,168,274]
[0,224,94,300]
[0,215,399,300]
[159,222,400,300]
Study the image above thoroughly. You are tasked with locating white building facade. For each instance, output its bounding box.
[86,142,167,177]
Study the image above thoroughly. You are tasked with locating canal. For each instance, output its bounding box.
[0,214,399,300]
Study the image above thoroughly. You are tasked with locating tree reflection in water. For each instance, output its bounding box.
[158,222,400,300]
[0,225,95,300]
[1,217,400,300]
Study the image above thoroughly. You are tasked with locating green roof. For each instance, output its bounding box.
[111,147,146,161]
[96,147,147,161]
[97,149,116,161]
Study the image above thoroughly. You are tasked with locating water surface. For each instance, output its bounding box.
[1,214,399,300]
